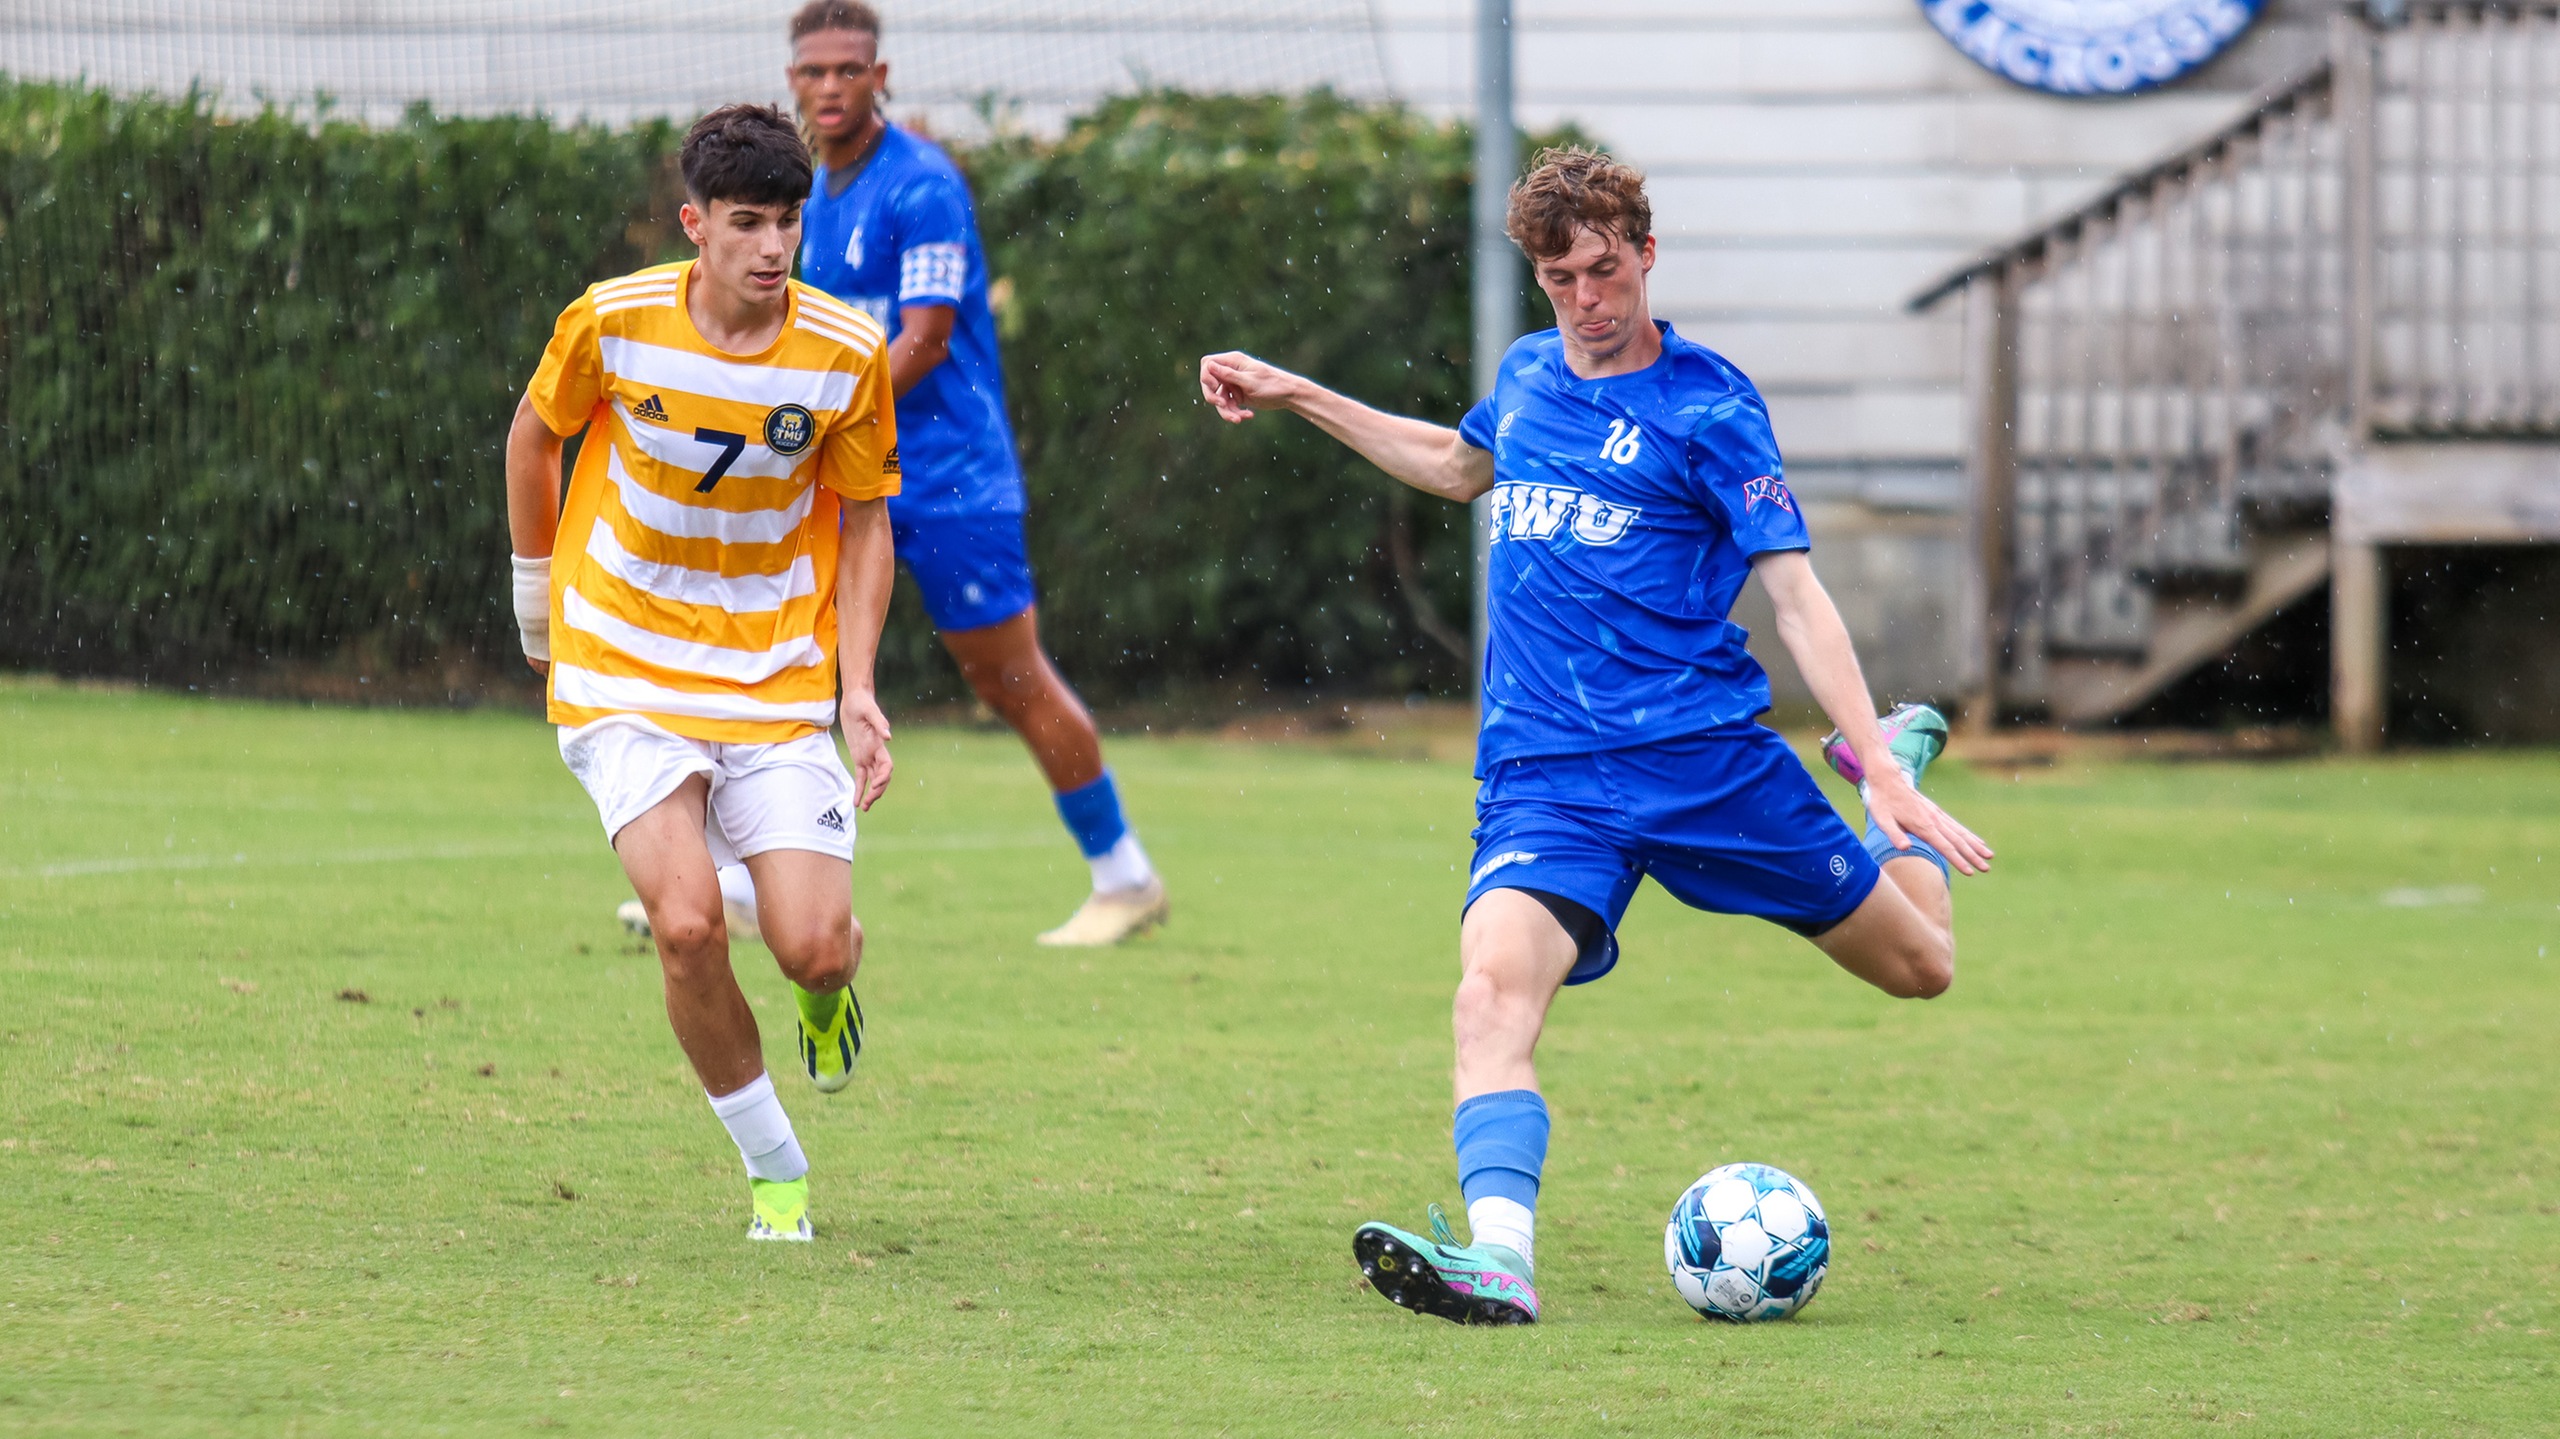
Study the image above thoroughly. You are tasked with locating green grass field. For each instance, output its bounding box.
[2,678,2554,1436]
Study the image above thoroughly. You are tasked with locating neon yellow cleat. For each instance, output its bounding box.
[796,987,863,1094]
[747,1176,811,1242]
[1035,878,1169,947]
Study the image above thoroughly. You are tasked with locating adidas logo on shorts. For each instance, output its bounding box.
[632,393,670,422]
[816,806,846,833]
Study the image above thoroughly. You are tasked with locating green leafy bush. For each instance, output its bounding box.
[963,91,1502,701]
[0,81,1541,700]
[0,80,680,683]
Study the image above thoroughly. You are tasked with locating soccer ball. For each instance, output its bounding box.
[1663,1162,1830,1322]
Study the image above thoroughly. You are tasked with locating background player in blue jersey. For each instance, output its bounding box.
[1200,149,1993,1324]
[776,0,1166,946]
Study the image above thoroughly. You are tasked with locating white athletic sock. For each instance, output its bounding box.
[1856,775,1921,823]
[1467,1195,1536,1275]
[705,1072,807,1181]
[1088,833,1156,894]
[1855,759,1922,817]
[716,863,758,925]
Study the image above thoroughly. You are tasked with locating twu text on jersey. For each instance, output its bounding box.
[1457,322,1811,773]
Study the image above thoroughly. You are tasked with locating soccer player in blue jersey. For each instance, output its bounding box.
[1200,149,1994,1324]
[767,0,1164,945]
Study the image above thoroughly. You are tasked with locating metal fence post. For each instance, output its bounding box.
[2333,9,2387,751]
[1959,269,2020,727]
[1469,0,1519,700]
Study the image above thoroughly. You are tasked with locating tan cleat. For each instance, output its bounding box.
[1035,878,1169,947]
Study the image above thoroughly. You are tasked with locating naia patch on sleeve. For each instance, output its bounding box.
[1741,476,1797,515]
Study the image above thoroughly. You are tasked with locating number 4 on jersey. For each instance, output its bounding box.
[1600,418,1644,465]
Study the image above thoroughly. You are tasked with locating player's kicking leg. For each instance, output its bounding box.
[1809,703,1959,999]
[647,857,858,1091]
[1354,888,1571,1325]
[742,847,865,1095]
[939,607,1169,947]
[613,778,815,1242]
[1351,713,1979,1325]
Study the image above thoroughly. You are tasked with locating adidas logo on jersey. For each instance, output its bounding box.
[631,393,670,422]
[815,806,846,833]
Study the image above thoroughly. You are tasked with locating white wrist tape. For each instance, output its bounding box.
[511,554,552,661]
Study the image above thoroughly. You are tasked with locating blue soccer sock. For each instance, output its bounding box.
[1864,819,1951,884]
[1454,1089,1549,1272]
[1053,770,1128,857]
[1053,770,1155,892]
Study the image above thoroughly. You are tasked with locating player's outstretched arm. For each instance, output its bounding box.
[1754,552,1994,875]
[504,394,570,675]
[1199,351,1493,502]
[835,495,897,810]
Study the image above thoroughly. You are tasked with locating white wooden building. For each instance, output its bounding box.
[1375,0,2355,706]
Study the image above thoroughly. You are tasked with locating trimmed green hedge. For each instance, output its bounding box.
[966,92,1498,700]
[0,82,1536,700]
[0,82,680,682]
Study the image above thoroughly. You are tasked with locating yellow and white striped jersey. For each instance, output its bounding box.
[525,261,899,744]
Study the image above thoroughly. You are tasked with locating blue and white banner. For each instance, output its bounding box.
[1919,0,2266,96]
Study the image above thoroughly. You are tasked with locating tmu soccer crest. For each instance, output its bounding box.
[1918,0,2265,96]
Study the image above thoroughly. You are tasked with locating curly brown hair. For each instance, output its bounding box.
[1505,146,1652,262]
[790,0,880,42]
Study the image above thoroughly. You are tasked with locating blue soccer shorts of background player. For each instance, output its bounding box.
[729,0,1163,948]
[1200,148,1995,1325]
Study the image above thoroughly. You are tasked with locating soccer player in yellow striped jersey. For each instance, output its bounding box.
[502,105,895,1243]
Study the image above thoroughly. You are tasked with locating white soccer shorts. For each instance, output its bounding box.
[558,715,857,865]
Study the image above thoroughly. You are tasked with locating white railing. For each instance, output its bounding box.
[1914,4,2560,701]
[2373,4,2560,431]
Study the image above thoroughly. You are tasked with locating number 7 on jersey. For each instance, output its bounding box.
[694,427,747,493]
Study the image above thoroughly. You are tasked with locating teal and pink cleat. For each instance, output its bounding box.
[1820,702,1948,790]
[1352,1206,1539,1325]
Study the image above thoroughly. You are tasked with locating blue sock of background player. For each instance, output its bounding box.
[1053,769,1156,893]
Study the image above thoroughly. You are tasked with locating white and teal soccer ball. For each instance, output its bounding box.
[1664,1162,1830,1322]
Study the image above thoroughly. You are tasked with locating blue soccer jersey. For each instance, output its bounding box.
[799,123,1024,519]
[1457,322,1810,772]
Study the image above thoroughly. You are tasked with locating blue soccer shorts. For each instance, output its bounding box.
[1463,724,1881,985]
[889,509,1039,633]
